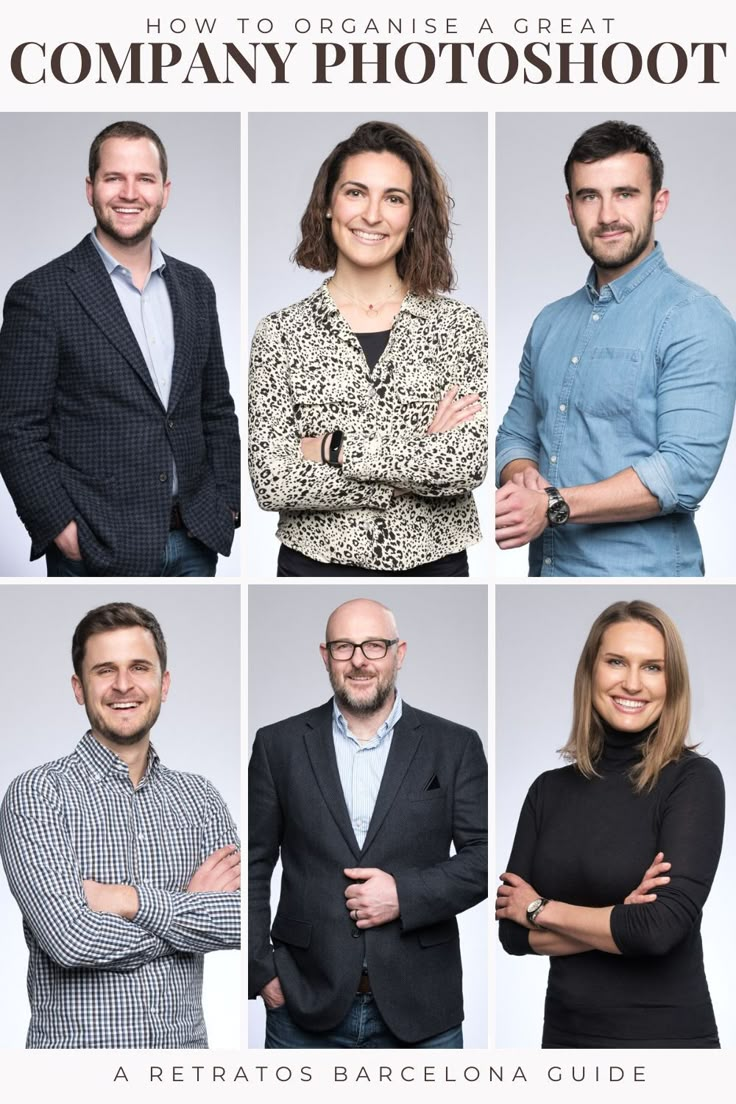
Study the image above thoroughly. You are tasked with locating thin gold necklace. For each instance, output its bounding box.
[329,276,404,316]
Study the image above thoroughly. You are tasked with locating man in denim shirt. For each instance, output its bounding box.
[496,120,736,577]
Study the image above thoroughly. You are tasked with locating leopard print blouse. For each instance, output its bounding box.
[248,282,488,572]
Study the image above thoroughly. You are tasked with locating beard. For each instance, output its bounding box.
[328,659,399,716]
[578,209,654,272]
[93,198,164,247]
[85,700,163,747]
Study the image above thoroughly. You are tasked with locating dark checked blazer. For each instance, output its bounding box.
[0,236,240,576]
[248,700,488,1043]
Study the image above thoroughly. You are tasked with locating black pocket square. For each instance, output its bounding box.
[424,774,441,791]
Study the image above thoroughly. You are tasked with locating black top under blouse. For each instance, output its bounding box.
[500,726,725,1047]
[354,330,391,370]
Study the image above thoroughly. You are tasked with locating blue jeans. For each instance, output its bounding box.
[265,995,463,1049]
[46,529,218,577]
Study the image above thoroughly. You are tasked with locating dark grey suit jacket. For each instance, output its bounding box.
[0,236,240,575]
[248,700,487,1043]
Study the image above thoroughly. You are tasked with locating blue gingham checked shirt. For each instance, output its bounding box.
[0,732,240,1049]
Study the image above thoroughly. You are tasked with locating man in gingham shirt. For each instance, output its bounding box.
[0,602,240,1048]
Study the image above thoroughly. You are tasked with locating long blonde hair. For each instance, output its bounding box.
[560,601,692,792]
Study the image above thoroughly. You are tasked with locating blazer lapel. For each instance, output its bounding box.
[360,703,422,856]
[64,238,163,406]
[303,703,362,860]
[162,257,195,414]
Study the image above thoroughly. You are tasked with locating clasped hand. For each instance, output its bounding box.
[344,866,400,929]
[495,468,551,550]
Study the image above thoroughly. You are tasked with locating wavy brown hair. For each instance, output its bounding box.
[293,120,455,296]
[560,601,693,792]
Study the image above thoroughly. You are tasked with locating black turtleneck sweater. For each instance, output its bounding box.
[499,727,725,1047]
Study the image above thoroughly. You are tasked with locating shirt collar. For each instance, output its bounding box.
[585,241,666,304]
[75,729,160,785]
[89,229,167,278]
[333,688,403,747]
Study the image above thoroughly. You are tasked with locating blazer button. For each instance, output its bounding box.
[351,931,360,939]
[167,418,174,429]
[159,472,168,482]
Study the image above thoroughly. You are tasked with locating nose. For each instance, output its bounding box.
[598,194,618,227]
[351,646,368,667]
[362,194,383,225]
[621,667,643,694]
[117,176,138,200]
[112,667,134,694]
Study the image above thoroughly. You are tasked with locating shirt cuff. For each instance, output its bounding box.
[134,884,178,938]
[495,446,540,487]
[632,452,691,514]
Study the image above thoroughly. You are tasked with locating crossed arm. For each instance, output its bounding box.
[0,772,240,971]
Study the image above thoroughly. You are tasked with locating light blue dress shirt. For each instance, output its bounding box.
[496,245,736,576]
[332,690,403,849]
[90,230,178,493]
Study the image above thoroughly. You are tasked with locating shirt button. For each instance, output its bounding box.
[559,404,566,412]
[571,356,579,364]
[592,313,600,321]
[550,455,557,463]
[544,557,552,565]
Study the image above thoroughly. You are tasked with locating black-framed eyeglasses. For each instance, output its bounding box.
[325,638,399,661]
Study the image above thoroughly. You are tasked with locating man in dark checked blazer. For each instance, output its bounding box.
[0,120,240,577]
[249,597,487,1048]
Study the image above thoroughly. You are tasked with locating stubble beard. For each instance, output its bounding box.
[87,701,162,747]
[329,660,398,716]
[580,209,654,273]
[93,199,163,248]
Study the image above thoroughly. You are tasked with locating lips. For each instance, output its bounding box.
[350,229,387,243]
[611,696,648,712]
[107,701,142,710]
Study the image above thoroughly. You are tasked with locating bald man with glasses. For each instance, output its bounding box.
[248,598,487,1049]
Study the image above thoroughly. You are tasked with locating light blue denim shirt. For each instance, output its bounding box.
[496,245,736,576]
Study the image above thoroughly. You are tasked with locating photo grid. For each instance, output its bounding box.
[0,89,734,1101]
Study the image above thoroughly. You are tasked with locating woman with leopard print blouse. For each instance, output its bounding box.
[248,120,488,576]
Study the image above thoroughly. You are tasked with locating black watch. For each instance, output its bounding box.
[544,486,569,527]
[328,429,344,467]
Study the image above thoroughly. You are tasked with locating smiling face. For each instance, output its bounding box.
[592,620,667,734]
[320,599,406,717]
[86,136,170,251]
[566,151,668,282]
[328,151,413,275]
[72,626,170,749]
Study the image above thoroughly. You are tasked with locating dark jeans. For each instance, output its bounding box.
[277,545,469,577]
[265,995,463,1049]
[46,529,218,577]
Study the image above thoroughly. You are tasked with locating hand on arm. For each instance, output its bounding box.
[427,386,483,434]
[187,845,240,893]
[261,976,286,1009]
[343,866,400,929]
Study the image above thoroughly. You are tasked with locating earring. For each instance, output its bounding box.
[326,212,332,220]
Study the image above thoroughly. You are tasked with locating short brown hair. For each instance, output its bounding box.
[88,120,168,182]
[293,120,455,296]
[560,600,692,792]
[72,602,167,677]
[564,120,664,198]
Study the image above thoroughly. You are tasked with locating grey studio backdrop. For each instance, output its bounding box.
[495,583,735,1048]
[248,583,489,1048]
[0,112,242,577]
[0,583,241,1049]
[246,112,490,578]
[495,112,736,578]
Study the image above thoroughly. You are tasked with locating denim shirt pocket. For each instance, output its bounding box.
[575,347,642,418]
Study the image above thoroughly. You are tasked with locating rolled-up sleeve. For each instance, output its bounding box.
[496,329,542,484]
[633,295,736,513]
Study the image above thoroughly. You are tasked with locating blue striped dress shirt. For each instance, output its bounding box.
[332,690,403,848]
[0,732,240,1048]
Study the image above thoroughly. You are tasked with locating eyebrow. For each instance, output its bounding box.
[574,185,642,197]
[601,651,664,663]
[340,179,412,199]
[90,658,154,671]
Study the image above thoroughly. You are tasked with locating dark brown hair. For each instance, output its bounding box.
[88,120,168,182]
[564,119,664,197]
[72,603,167,677]
[560,600,692,792]
[293,120,455,295]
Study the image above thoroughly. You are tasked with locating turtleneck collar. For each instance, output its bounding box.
[596,716,658,772]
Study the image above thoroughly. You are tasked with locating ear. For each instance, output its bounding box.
[161,670,171,702]
[85,177,94,209]
[565,193,576,226]
[161,179,172,211]
[396,641,407,671]
[72,674,85,705]
[652,187,669,224]
[319,643,330,670]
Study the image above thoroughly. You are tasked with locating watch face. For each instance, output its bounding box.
[546,491,570,526]
[527,898,542,918]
